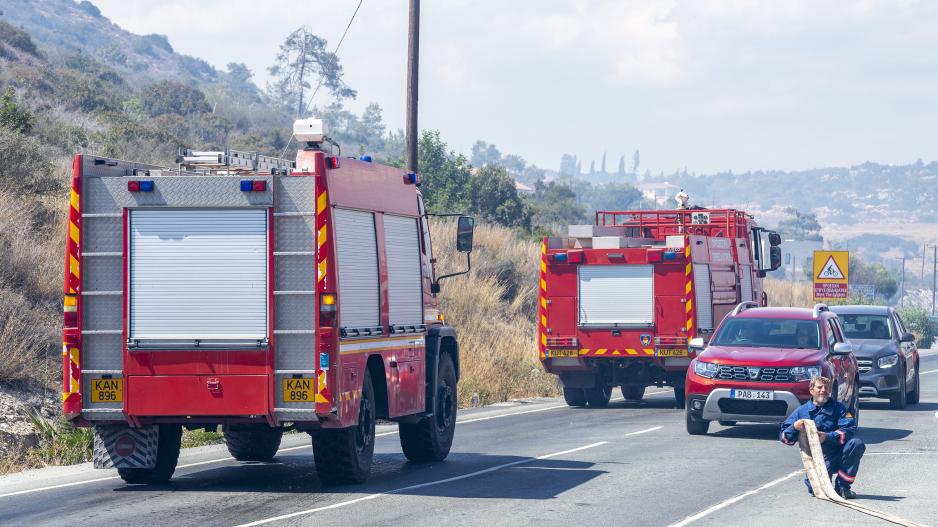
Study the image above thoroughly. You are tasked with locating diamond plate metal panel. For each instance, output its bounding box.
[274,254,315,291]
[275,294,315,331]
[83,256,121,292]
[275,176,317,213]
[274,215,315,252]
[82,294,121,331]
[274,333,315,371]
[82,333,122,370]
[81,373,123,409]
[274,372,316,409]
[89,176,272,210]
[83,216,122,252]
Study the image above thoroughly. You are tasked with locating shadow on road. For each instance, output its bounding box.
[856,426,913,445]
[856,494,906,502]
[112,451,607,500]
[860,400,938,412]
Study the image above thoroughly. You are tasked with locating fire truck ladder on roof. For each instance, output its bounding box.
[177,149,296,175]
[593,209,751,239]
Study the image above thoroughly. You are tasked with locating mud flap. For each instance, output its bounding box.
[93,425,159,469]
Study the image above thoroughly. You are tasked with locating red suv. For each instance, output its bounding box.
[685,302,859,435]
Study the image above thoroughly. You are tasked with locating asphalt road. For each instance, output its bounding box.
[2,352,937,527]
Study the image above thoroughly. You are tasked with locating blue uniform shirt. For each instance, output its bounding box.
[780,398,856,448]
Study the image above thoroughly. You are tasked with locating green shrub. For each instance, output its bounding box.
[26,410,94,466]
[140,80,211,117]
[0,21,42,58]
[897,307,935,349]
[0,128,57,192]
[0,87,34,134]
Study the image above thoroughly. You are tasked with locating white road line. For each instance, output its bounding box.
[866,452,933,455]
[921,368,938,375]
[235,441,610,527]
[0,390,673,499]
[625,426,663,436]
[666,470,802,527]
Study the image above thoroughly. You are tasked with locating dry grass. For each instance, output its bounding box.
[430,220,560,406]
[764,278,815,308]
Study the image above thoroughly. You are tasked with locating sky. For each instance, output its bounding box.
[91,0,938,175]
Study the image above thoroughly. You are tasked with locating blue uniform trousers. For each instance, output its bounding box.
[805,437,865,492]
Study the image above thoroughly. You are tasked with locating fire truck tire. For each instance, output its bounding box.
[621,384,645,401]
[223,425,283,462]
[399,353,458,462]
[686,411,710,435]
[117,424,182,484]
[673,384,686,409]
[585,385,612,408]
[313,370,376,485]
[562,386,588,407]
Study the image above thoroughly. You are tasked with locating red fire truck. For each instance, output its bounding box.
[538,205,781,408]
[62,119,474,485]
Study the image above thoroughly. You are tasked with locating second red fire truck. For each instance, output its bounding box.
[63,119,474,485]
[538,202,781,408]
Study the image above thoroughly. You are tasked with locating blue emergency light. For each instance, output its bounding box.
[554,253,568,262]
[360,155,373,162]
[663,251,677,261]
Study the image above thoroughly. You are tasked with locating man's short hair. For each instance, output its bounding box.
[810,376,832,389]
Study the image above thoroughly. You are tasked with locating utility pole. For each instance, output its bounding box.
[895,256,905,306]
[932,244,937,316]
[405,0,420,173]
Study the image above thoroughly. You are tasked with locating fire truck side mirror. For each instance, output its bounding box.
[768,231,782,246]
[456,216,474,253]
[769,246,782,270]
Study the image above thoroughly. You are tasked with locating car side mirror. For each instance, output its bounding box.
[689,337,705,351]
[832,342,853,355]
[456,216,474,253]
[900,332,915,343]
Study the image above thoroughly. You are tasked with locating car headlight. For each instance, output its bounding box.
[791,366,822,381]
[878,354,899,369]
[694,361,720,379]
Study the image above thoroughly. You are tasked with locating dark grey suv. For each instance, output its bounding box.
[831,305,920,409]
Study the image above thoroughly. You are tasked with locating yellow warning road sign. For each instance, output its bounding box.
[813,250,849,299]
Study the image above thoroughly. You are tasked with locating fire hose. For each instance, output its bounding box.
[798,420,929,527]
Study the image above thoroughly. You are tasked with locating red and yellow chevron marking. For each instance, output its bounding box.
[315,370,330,404]
[315,186,329,287]
[578,348,655,356]
[538,240,548,360]
[684,238,695,337]
[62,158,83,414]
[338,389,362,402]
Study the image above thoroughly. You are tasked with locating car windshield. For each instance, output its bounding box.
[710,318,821,349]
[837,314,892,340]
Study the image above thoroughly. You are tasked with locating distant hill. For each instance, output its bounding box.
[1,0,223,85]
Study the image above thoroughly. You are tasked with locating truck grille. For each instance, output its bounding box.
[716,366,792,382]
[717,399,789,417]
[857,360,873,374]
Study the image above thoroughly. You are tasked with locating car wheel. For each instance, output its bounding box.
[621,384,645,401]
[563,386,588,407]
[889,370,907,410]
[907,363,921,405]
[585,385,612,408]
[686,410,710,435]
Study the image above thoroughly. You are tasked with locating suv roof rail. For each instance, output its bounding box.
[813,303,829,318]
[730,301,760,317]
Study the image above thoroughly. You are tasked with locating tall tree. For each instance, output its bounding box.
[589,160,595,175]
[601,152,607,174]
[617,155,626,178]
[268,27,356,117]
[631,149,640,175]
[560,153,577,176]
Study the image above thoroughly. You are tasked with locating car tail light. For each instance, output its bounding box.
[647,250,663,262]
[546,336,578,348]
[64,294,78,327]
[551,250,583,264]
[655,336,687,347]
[319,293,337,327]
[326,156,340,169]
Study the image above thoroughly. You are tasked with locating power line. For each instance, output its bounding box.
[303,0,364,116]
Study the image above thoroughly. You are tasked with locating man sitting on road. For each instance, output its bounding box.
[779,376,865,499]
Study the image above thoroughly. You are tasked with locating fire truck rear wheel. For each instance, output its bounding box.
[673,384,686,409]
[400,353,458,462]
[223,425,284,462]
[117,424,182,484]
[562,386,588,407]
[686,410,710,435]
[312,370,376,485]
[621,384,645,401]
[585,385,612,408]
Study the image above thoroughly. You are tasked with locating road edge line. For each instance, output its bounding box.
[666,470,801,527]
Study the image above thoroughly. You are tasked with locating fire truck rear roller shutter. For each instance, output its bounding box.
[578,265,654,327]
[129,209,268,342]
[693,263,714,331]
[383,214,423,327]
[333,208,380,330]
[740,264,754,302]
